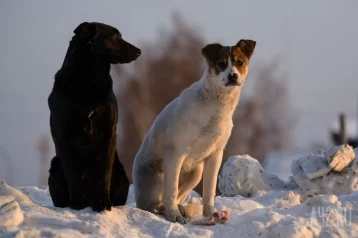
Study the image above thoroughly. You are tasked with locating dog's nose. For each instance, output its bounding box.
[228,73,238,82]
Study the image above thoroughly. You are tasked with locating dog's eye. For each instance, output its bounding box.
[112,35,120,40]
[217,61,226,68]
[236,60,243,66]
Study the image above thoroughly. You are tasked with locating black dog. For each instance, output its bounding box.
[48,22,141,212]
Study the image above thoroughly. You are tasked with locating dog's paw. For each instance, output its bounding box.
[91,199,112,212]
[165,208,186,224]
[178,204,188,218]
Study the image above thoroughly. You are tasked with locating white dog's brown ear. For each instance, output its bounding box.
[202,43,223,63]
[236,40,256,59]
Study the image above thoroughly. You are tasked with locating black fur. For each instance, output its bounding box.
[48,22,141,212]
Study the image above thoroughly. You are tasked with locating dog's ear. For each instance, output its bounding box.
[74,22,98,42]
[202,43,223,63]
[236,40,256,59]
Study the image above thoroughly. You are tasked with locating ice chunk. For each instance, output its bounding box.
[325,144,355,172]
[300,154,332,179]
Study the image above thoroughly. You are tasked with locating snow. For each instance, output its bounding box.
[0,196,23,229]
[288,145,358,201]
[218,154,285,197]
[1,148,358,237]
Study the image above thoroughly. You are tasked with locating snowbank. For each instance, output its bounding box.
[219,145,358,201]
[1,146,358,237]
[0,180,357,237]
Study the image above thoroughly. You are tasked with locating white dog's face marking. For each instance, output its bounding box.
[202,40,256,89]
[219,54,242,87]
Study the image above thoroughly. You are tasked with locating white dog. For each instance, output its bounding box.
[133,39,256,224]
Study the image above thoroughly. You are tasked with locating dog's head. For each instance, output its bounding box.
[202,39,256,88]
[73,22,141,64]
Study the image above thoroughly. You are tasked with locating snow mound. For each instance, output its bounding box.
[289,145,358,200]
[218,154,285,197]
[290,158,358,200]
[218,146,358,202]
[1,180,358,238]
[1,147,358,237]
[0,195,24,230]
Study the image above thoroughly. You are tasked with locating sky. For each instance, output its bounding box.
[0,0,357,186]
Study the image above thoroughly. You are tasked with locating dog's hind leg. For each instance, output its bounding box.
[169,162,204,218]
[110,151,130,206]
[156,162,204,220]
[134,168,163,213]
[177,162,204,204]
[48,156,70,207]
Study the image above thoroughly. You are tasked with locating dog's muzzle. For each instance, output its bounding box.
[226,73,241,86]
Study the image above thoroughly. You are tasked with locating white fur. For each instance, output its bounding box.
[132,56,247,224]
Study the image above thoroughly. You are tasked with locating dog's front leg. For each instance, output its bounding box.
[91,140,116,212]
[163,153,186,224]
[202,150,223,217]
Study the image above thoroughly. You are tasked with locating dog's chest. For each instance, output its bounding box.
[181,125,231,173]
[88,101,117,126]
[65,97,118,144]
[187,115,233,161]
[82,106,112,135]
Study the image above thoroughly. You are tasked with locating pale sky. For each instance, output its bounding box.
[0,0,357,186]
